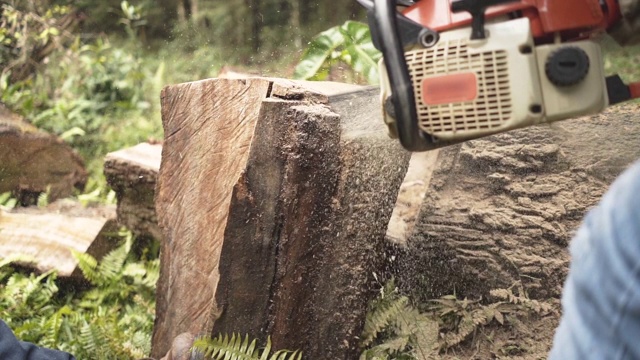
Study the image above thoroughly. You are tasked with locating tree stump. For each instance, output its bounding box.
[0,200,117,277]
[151,78,410,359]
[0,103,87,202]
[398,104,640,303]
[104,142,163,241]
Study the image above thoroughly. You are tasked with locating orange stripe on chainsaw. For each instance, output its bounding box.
[421,73,478,106]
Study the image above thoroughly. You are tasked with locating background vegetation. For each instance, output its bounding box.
[0,1,373,358]
[1,0,639,358]
[0,0,372,198]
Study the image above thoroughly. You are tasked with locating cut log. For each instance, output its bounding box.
[397,104,640,303]
[104,142,163,241]
[0,103,87,202]
[151,78,410,359]
[386,151,440,243]
[0,200,117,277]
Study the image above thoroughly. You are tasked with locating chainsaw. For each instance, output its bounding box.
[357,0,640,151]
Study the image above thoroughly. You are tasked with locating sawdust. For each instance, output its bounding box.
[388,103,640,359]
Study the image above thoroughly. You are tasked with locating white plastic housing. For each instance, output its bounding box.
[379,17,609,143]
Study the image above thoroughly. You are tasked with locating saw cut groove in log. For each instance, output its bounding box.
[398,104,640,303]
[0,103,87,202]
[104,142,162,241]
[0,200,117,277]
[151,78,410,359]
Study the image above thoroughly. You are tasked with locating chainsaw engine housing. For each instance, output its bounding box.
[357,0,634,152]
[379,17,608,143]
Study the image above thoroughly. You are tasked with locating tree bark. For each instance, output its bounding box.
[6,9,85,84]
[248,0,261,52]
[0,103,87,203]
[0,200,117,277]
[290,0,301,49]
[104,142,162,241]
[397,105,640,303]
[150,78,410,359]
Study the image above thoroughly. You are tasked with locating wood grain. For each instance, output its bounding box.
[151,78,410,359]
[104,142,162,241]
[399,105,640,302]
[0,201,117,277]
[152,78,272,356]
[0,103,87,202]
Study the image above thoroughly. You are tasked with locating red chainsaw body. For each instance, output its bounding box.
[402,0,621,43]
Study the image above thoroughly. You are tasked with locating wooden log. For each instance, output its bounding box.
[151,78,410,359]
[0,103,87,203]
[0,200,117,277]
[397,104,640,303]
[104,142,163,241]
[386,151,440,244]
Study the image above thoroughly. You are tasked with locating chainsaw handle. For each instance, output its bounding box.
[373,0,434,151]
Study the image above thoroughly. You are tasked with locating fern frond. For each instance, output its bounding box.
[193,334,302,360]
[440,314,475,348]
[193,333,259,360]
[270,349,303,360]
[80,321,101,354]
[471,308,488,327]
[0,191,17,209]
[0,253,37,269]
[72,250,101,284]
[361,296,409,347]
[37,188,49,208]
[97,243,129,283]
[41,305,73,348]
[360,346,391,360]
[376,335,410,354]
[29,271,59,308]
[489,288,553,315]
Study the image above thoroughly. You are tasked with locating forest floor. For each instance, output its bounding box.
[392,155,561,360]
[388,103,640,359]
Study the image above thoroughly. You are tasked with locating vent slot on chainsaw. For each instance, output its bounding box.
[407,41,513,135]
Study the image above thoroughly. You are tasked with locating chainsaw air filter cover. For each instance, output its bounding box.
[379,17,608,143]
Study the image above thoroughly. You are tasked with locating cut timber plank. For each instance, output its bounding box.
[0,201,117,277]
[386,150,440,244]
[398,104,640,303]
[0,103,87,202]
[104,142,162,241]
[151,78,410,359]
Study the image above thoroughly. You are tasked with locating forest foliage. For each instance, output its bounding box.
[0,1,372,358]
[0,0,371,195]
[0,230,159,359]
[1,1,640,359]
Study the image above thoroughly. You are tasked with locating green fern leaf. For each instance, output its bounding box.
[259,336,273,360]
[361,296,409,347]
[72,250,101,284]
[42,305,73,348]
[193,333,257,359]
[270,349,302,360]
[0,253,37,269]
[97,241,130,283]
[193,334,302,360]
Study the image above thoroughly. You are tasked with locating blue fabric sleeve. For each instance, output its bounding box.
[0,320,76,360]
[549,160,640,359]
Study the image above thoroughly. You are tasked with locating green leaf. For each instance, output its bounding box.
[343,43,380,85]
[340,20,372,44]
[59,127,86,141]
[0,192,17,209]
[0,254,37,269]
[294,20,381,84]
[293,26,345,81]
